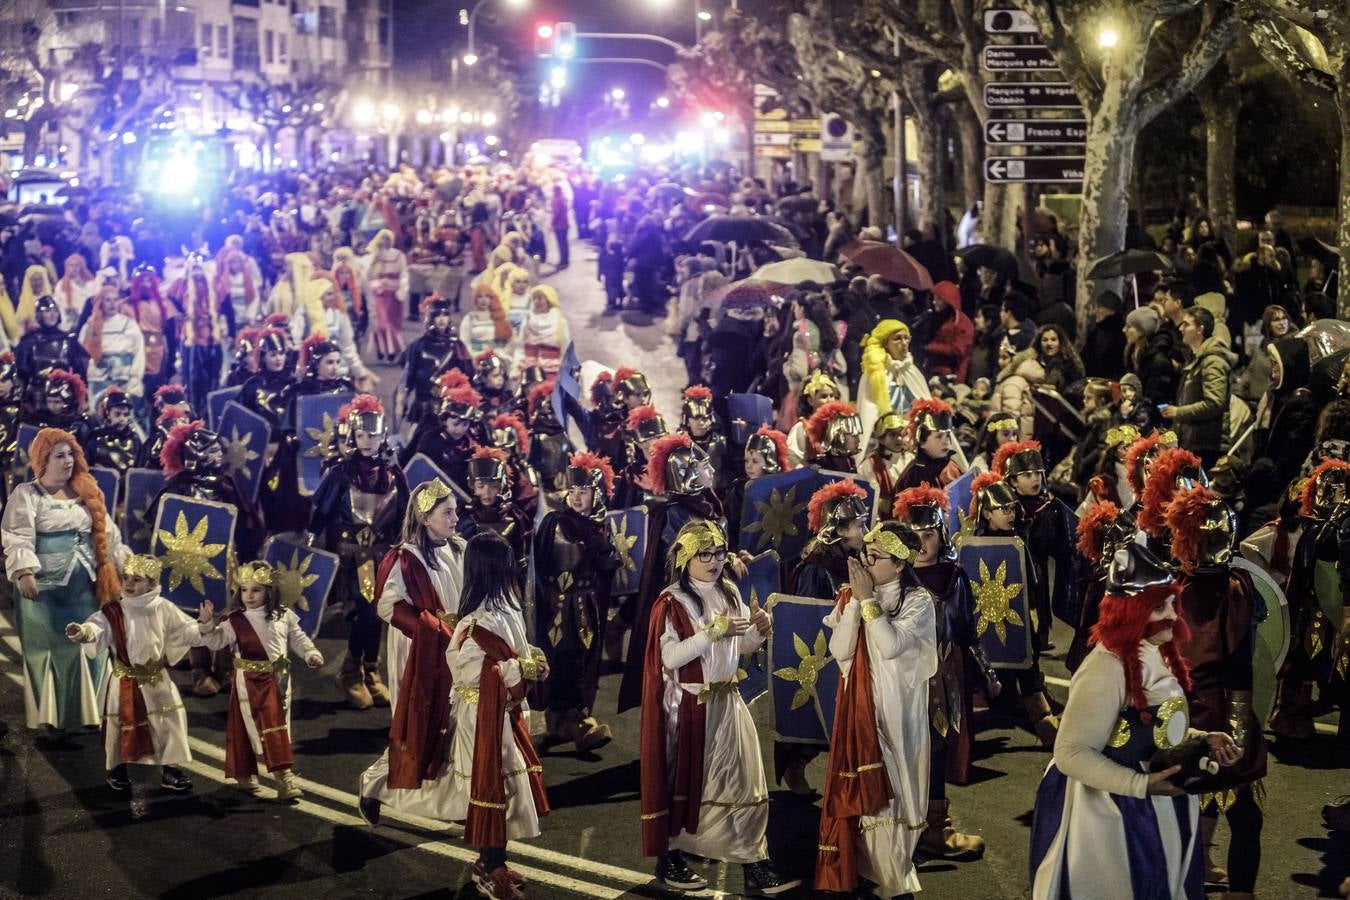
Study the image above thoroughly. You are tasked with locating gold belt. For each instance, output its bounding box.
[437,611,461,627]
[454,683,480,705]
[112,660,165,685]
[697,679,741,703]
[234,657,290,674]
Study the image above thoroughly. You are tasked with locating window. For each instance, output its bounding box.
[200,24,212,57]
[264,29,274,64]
[278,34,287,64]
[123,17,140,47]
[233,16,259,70]
[217,24,228,57]
[318,6,337,38]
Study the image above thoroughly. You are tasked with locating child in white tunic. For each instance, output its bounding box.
[65,554,198,818]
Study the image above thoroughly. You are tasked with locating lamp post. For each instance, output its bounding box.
[465,0,526,65]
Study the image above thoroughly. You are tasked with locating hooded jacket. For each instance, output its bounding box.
[991,348,1045,439]
[924,283,974,382]
[1171,334,1232,454]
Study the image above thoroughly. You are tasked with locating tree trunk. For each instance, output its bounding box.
[858,126,892,232]
[903,67,945,237]
[1339,79,1350,320]
[954,100,983,213]
[1196,70,1238,238]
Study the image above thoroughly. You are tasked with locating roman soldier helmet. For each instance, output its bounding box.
[153,383,190,416]
[590,371,616,411]
[613,367,652,406]
[565,450,615,520]
[994,439,1045,481]
[1076,500,1134,577]
[161,420,222,478]
[907,398,954,446]
[235,327,261,366]
[257,326,289,357]
[807,480,870,545]
[1123,433,1167,497]
[1138,447,1207,537]
[517,365,547,403]
[1166,486,1237,574]
[893,486,957,561]
[474,349,508,385]
[342,394,386,439]
[300,333,341,378]
[745,426,790,474]
[807,401,862,455]
[680,385,714,426]
[34,294,61,325]
[626,405,668,442]
[1105,540,1174,596]
[966,471,1013,522]
[423,293,455,323]
[157,404,189,428]
[489,413,528,457]
[1301,458,1350,519]
[43,369,87,414]
[527,379,558,428]
[468,446,510,495]
[96,385,133,418]
[439,385,483,422]
[648,433,711,496]
[873,412,907,445]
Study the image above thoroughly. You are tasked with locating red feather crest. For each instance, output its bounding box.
[1166,486,1222,574]
[590,370,614,406]
[906,397,954,434]
[683,385,713,401]
[1138,447,1202,536]
[807,479,867,533]
[341,394,383,422]
[234,327,261,353]
[474,348,501,366]
[264,313,290,328]
[528,379,556,415]
[893,485,948,521]
[1076,500,1121,564]
[0,351,14,364]
[437,368,470,395]
[491,413,528,454]
[444,386,483,407]
[46,369,87,409]
[472,445,509,463]
[806,400,857,447]
[1123,434,1166,495]
[647,433,693,495]
[300,333,334,369]
[569,450,616,495]
[160,420,207,479]
[992,439,1042,477]
[969,471,1003,518]
[1301,458,1350,517]
[154,383,187,402]
[614,366,638,384]
[157,404,188,425]
[626,404,662,431]
[753,425,791,471]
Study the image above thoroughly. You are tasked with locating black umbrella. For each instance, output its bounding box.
[20,203,66,219]
[55,185,90,198]
[1298,235,1338,270]
[684,214,797,246]
[956,243,1019,280]
[1086,249,1173,280]
[0,212,17,228]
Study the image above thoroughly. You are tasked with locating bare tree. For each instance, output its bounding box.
[222,78,338,170]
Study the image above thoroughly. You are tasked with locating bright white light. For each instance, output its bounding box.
[712,110,724,121]
[159,155,197,191]
[459,111,475,124]
[655,96,670,109]
[698,112,717,129]
[537,24,554,38]
[630,132,645,145]
[416,109,433,125]
[620,142,632,152]
[122,132,137,145]
[673,131,701,154]
[485,134,500,146]
[550,67,566,88]
[610,87,625,101]
[1098,27,1118,48]
[482,112,497,126]
[439,131,451,141]
[282,104,292,113]
[870,69,881,78]
[382,102,401,121]
[59,83,78,102]
[703,203,716,212]
[353,99,376,126]
[459,8,469,25]
[443,107,460,121]
[697,10,712,20]
[462,52,479,66]
[499,149,509,157]
[712,127,730,144]
[17,96,28,107]
[312,101,324,112]
[639,143,673,163]
[3,109,17,119]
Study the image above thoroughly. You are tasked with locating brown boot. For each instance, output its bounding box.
[1023,691,1060,749]
[574,715,613,752]
[192,673,221,697]
[363,661,391,708]
[1200,814,1228,886]
[917,798,986,860]
[782,755,814,796]
[337,653,373,710]
[546,709,579,744]
[1269,681,1315,739]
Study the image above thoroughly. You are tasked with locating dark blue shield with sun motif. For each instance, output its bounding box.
[122,467,166,554]
[606,506,648,597]
[88,466,120,515]
[733,550,779,702]
[813,469,879,527]
[740,467,818,560]
[945,468,978,547]
[727,392,774,445]
[768,593,840,746]
[958,535,1033,670]
[11,422,40,482]
[206,385,243,430]
[262,535,340,639]
[296,392,354,497]
[402,453,471,504]
[217,401,270,503]
[554,342,582,428]
[152,494,237,616]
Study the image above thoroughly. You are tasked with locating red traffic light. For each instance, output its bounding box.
[536,23,554,38]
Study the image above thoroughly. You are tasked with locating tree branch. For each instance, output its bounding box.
[1007,0,1103,101]
[1244,17,1337,94]
[1138,4,1241,124]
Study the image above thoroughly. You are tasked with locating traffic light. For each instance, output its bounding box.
[555,21,576,59]
[534,23,554,58]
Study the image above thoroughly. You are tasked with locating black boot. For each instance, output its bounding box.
[742,860,801,896]
[655,851,706,891]
[160,766,193,792]
[106,764,130,792]
[359,795,381,826]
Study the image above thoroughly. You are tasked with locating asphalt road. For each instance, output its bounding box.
[2,245,1347,899]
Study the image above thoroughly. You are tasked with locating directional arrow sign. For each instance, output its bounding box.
[984,156,1086,184]
[982,45,1058,71]
[984,82,1081,109]
[985,119,1087,146]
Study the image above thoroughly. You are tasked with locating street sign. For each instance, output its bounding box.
[984,82,1080,109]
[984,156,1085,183]
[753,132,790,146]
[985,119,1087,146]
[984,8,1037,33]
[820,114,854,162]
[982,45,1057,71]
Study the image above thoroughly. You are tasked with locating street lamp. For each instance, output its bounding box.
[482,111,498,126]
[353,99,376,126]
[655,96,670,109]
[610,87,626,101]
[1098,24,1119,48]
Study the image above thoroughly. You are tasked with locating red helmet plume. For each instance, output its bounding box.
[300,333,333,370]
[683,385,712,401]
[808,479,867,533]
[340,394,384,422]
[1076,501,1121,564]
[590,370,614,407]
[570,450,616,495]
[437,368,470,395]
[626,404,662,431]
[906,397,954,438]
[1124,434,1166,495]
[1166,486,1222,575]
[445,385,483,408]
[969,471,1003,519]
[993,439,1042,477]
[614,366,638,384]
[1138,447,1202,536]
[46,369,87,409]
[892,485,948,521]
[160,420,207,479]
[752,425,790,471]
[806,400,857,448]
[1301,458,1350,517]
[264,313,290,329]
[528,379,556,416]
[491,413,528,454]
[647,433,693,495]
[472,445,509,463]
[157,404,189,425]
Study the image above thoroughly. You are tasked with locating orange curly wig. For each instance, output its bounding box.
[31,428,120,604]
[1090,584,1191,718]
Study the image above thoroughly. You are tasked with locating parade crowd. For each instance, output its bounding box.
[0,157,1347,900]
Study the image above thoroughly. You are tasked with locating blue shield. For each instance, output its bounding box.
[206,385,243,430]
[152,494,237,616]
[12,423,40,481]
[402,452,471,504]
[296,392,355,497]
[88,466,120,515]
[727,392,774,445]
[734,549,779,702]
[217,401,271,502]
[768,593,840,745]
[554,342,581,427]
[606,506,648,597]
[945,468,978,547]
[739,467,819,559]
[958,536,1033,670]
[812,469,879,527]
[263,535,340,639]
[123,468,166,554]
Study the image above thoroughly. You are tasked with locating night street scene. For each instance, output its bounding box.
[1,0,1349,897]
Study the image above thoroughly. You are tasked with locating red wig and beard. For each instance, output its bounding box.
[1089,584,1192,721]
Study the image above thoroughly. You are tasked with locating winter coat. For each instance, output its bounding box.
[1171,335,1232,455]
[1082,312,1127,379]
[924,295,974,382]
[991,349,1045,439]
[1130,330,1179,407]
[1035,301,1078,342]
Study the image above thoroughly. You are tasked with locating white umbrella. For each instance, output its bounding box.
[753,258,841,285]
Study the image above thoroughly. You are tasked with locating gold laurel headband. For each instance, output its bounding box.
[674,521,728,570]
[863,525,913,563]
[236,561,274,587]
[124,554,163,582]
[416,478,453,515]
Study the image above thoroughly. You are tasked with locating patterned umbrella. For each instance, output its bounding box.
[840,240,934,291]
[707,278,791,309]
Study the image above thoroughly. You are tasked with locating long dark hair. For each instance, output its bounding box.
[799,293,840,359]
[665,544,741,617]
[457,532,522,618]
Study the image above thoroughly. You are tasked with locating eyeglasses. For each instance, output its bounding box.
[861,550,882,566]
[695,548,728,563]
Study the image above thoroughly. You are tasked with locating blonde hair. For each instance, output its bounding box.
[861,319,911,415]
